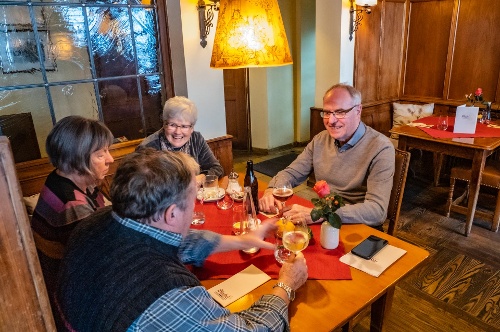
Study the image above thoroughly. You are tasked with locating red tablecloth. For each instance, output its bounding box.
[415,116,500,138]
[191,193,352,280]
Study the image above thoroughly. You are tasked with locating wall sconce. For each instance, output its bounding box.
[197,0,220,48]
[209,0,292,69]
[349,0,377,41]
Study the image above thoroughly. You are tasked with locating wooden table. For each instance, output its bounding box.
[390,123,500,236]
[201,224,428,332]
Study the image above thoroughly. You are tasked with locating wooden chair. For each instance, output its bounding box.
[446,161,500,232]
[386,149,411,235]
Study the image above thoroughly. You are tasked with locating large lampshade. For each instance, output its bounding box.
[210,0,292,69]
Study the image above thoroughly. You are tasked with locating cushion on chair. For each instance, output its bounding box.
[451,161,500,189]
[391,102,434,139]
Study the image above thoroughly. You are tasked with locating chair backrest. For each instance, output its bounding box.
[387,148,411,235]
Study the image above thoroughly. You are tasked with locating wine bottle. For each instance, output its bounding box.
[244,160,259,213]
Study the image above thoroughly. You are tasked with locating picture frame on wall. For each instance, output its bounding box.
[0,29,57,74]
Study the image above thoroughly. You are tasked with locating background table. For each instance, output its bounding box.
[391,121,500,236]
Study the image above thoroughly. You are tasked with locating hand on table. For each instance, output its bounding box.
[282,204,315,225]
[195,174,206,188]
[258,188,281,214]
[239,219,277,251]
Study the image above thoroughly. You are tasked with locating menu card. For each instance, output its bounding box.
[454,105,479,134]
[340,245,407,277]
[207,264,271,307]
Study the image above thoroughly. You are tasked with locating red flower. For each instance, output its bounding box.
[475,88,483,97]
[313,180,330,198]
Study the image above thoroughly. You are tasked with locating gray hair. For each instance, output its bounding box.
[110,148,200,223]
[162,96,198,125]
[46,116,114,177]
[323,83,362,106]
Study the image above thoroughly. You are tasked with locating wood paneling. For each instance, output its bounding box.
[379,1,406,100]
[404,0,454,98]
[354,0,500,123]
[448,0,500,101]
[0,137,56,331]
[354,1,382,102]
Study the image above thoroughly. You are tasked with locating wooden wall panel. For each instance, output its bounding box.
[448,0,500,102]
[354,2,382,102]
[0,137,56,331]
[403,0,454,98]
[379,1,406,100]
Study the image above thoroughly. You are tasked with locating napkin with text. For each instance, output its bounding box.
[339,245,407,277]
[207,264,271,307]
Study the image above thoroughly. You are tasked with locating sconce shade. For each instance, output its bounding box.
[357,0,377,6]
[210,0,292,69]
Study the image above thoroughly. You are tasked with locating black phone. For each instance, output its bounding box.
[351,235,388,260]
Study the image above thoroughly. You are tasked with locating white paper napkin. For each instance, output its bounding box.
[207,264,271,307]
[408,122,433,128]
[339,245,407,277]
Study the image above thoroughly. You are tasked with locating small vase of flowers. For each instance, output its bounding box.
[310,180,345,249]
[466,88,491,124]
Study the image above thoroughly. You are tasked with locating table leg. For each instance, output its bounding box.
[465,150,487,236]
[370,287,394,332]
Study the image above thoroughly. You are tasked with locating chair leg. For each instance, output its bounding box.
[446,177,456,217]
[491,191,500,232]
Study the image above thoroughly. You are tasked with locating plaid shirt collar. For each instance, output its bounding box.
[112,211,182,247]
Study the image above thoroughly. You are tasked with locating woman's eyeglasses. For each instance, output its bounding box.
[166,123,193,131]
[320,105,359,119]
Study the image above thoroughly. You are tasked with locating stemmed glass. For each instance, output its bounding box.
[274,216,293,264]
[282,219,309,255]
[272,178,294,211]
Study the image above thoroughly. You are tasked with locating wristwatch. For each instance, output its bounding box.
[273,282,295,301]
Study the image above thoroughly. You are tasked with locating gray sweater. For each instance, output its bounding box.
[271,126,395,226]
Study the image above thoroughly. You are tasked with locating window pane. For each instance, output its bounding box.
[0,87,52,159]
[132,7,159,75]
[51,82,99,122]
[88,6,136,78]
[45,6,93,82]
[0,6,45,85]
[99,78,143,140]
[141,74,162,135]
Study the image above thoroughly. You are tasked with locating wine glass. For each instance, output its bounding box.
[274,216,293,264]
[272,178,293,211]
[282,219,309,254]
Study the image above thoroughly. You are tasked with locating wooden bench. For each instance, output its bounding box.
[16,135,233,197]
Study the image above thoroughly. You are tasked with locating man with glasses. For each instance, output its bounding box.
[138,96,223,184]
[259,83,395,229]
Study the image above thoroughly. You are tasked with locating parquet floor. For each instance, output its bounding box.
[233,148,500,332]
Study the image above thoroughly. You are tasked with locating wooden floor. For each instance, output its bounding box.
[233,148,500,332]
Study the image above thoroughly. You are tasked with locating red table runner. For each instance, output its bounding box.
[191,193,352,280]
[415,116,500,138]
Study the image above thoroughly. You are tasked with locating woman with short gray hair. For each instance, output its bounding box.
[138,96,223,184]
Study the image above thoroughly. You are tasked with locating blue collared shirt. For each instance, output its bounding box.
[335,122,366,152]
[114,212,289,331]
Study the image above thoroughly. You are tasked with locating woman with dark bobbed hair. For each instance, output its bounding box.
[31,115,114,308]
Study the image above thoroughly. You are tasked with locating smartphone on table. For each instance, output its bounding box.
[351,235,388,260]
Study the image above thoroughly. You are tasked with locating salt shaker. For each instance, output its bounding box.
[227,170,242,194]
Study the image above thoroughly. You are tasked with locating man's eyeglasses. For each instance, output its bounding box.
[166,122,193,131]
[320,105,359,119]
